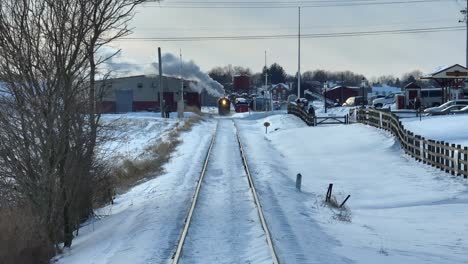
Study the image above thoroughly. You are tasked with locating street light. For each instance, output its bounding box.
[323,81,328,113]
[361,77,366,108]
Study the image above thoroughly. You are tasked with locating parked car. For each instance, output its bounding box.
[372,93,402,108]
[423,99,468,114]
[343,96,367,107]
[451,105,468,114]
[427,104,466,115]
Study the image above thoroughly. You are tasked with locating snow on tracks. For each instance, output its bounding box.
[173,120,275,264]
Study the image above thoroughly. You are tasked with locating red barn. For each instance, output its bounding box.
[233,75,250,92]
[324,86,359,105]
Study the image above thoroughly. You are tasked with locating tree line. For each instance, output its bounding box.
[209,63,436,92]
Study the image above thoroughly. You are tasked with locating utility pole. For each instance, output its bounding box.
[178,49,184,118]
[158,47,164,118]
[264,50,268,89]
[263,50,268,111]
[297,6,301,99]
[460,1,468,67]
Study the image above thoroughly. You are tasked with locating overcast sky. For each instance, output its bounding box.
[109,0,467,79]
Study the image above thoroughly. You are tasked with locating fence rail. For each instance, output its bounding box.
[287,104,315,126]
[287,104,349,126]
[357,108,468,178]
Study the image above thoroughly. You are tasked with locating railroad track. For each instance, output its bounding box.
[171,120,280,264]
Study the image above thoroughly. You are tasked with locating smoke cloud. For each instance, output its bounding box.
[150,53,224,98]
[99,47,144,77]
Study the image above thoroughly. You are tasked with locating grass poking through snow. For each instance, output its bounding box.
[112,116,202,194]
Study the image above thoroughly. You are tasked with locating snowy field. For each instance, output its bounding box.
[99,112,197,162]
[237,113,468,264]
[402,114,468,147]
[56,111,468,264]
[56,119,217,264]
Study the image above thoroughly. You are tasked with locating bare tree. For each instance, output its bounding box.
[0,0,145,251]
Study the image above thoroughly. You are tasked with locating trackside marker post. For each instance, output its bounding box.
[296,173,302,191]
[264,121,271,134]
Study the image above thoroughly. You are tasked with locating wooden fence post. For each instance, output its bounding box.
[379,112,383,127]
[446,142,451,174]
[326,184,333,202]
[422,137,427,164]
[463,147,468,178]
[430,140,435,167]
[457,144,462,176]
[451,143,456,176]
[296,173,302,191]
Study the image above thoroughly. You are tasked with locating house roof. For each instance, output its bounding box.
[422,64,468,80]
[329,85,360,91]
[271,83,289,90]
[404,82,421,89]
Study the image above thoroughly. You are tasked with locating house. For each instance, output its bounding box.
[270,83,289,102]
[96,75,202,114]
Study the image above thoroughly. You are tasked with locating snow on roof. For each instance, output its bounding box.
[372,84,402,92]
[235,98,248,104]
[430,65,451,75]
[424,64,466,77]
[271,83,289,90]
[329,85,360,91]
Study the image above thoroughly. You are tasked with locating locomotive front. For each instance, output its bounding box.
[218,97,231,115]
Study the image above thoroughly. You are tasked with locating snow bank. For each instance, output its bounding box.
[402,114,468,147]
[237,113,468,264]
[56,120,217,264]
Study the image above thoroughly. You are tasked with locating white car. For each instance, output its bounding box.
[424,99,468,113]
[372,93,402,108]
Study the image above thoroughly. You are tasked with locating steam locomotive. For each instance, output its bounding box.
[218,97,231,115]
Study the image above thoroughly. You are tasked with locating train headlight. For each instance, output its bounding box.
[221,99,227,106]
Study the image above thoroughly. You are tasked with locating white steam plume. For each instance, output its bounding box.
[148,53,224,98]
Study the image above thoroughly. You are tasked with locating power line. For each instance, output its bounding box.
[143,0,454,8]
[118,26,464,42]
[134,19,455,32]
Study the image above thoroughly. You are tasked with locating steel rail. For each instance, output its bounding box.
[171,122,219,264]
[234,121,280,264]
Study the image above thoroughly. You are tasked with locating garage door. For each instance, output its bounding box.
[116,90,133,113]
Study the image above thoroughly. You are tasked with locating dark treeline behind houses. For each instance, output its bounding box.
[209,64,437,95]
[0,0,145,263]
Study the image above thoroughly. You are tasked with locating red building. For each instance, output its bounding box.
[324,86,359,105]
[233,75,250,92]
[270,83,289,102]
[96,75,202,113]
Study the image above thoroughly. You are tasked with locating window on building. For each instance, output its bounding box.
[137,83,143,88]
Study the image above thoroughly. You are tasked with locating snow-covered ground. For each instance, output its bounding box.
[99,113,179,162]
[56,118,216,264]
[237,113,468,264]
[402,114,468,147]
[56,110,468,264]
